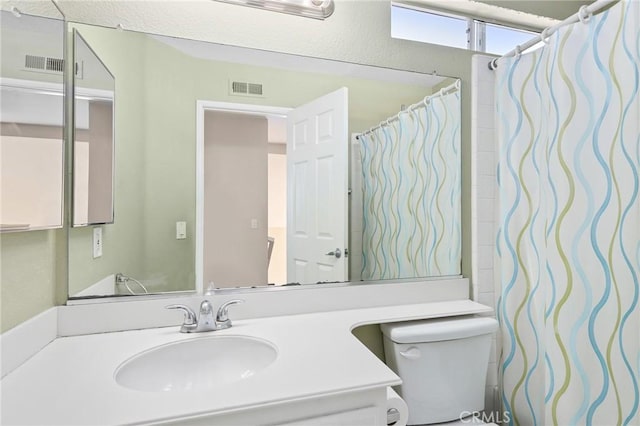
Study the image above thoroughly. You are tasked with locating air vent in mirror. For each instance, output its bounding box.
[25,55,46,71]
[24,55,82,77]
[46,57,64,73]
[248,83,263,96]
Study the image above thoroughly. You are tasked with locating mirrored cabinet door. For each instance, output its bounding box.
[0,11,65,232]
[72,29,115,227]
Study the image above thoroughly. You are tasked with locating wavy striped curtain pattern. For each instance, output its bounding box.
[496,1,640,425]
[359,88,461,281]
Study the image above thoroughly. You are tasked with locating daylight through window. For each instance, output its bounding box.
[391,4,539,56]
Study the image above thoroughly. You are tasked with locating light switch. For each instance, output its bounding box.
[93,227,103,258]
[251,219,258,229]
[176,221,187,239]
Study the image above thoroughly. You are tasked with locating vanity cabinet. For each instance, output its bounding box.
[161,388,387,426]
[277,406,381,425]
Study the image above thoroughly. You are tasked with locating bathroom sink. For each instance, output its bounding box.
[114,335,278,392]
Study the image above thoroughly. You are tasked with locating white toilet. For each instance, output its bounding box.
[381,316,499,425]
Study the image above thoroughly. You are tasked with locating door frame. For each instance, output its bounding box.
[195,100,291,293]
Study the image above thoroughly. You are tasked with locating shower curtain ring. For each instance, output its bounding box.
[578,5,592,23]
[514,45,522,57]
[540,28,550,44]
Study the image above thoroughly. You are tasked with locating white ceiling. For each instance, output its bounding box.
[476,0,595,20]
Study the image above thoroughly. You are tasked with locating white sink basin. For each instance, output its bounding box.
[114,335,278,392]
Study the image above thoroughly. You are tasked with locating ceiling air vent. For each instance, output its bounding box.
[230,80,264,97]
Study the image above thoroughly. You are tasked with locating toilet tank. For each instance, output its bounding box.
[381,316,498,425]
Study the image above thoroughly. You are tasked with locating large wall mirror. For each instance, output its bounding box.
[67,22,461,299]
[1,10,65,232]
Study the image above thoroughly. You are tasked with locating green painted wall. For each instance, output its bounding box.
[67,27,148,296]
[0,230,66,331]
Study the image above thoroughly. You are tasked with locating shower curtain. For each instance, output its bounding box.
[496,1,639,425]
[359,86,460,281]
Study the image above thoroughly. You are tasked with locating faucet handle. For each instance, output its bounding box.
[199,299,214,315]
[215,299,244,329]
[166,304,197,328]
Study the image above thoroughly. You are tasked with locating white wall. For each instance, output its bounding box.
[349,137,363,282]
[267,152,287,284]
[267,153,287,229]
[0,136,63,229]
[471,53,499,415]
[85,101,114,225]
[73,141,90,225]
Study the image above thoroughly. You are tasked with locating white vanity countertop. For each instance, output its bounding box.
[1,299,491,425]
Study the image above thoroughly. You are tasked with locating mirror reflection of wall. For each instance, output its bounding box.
[203,111,269,288]
[67,22,462,299]
[0,11,65,232]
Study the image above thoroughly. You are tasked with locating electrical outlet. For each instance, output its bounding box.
[93,227,103,258]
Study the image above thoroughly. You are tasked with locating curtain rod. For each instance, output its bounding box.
[356,79,461,140]
[488,0,620,70]
[393,0,558,33]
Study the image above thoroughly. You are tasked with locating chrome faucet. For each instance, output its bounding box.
[166,299,244,333]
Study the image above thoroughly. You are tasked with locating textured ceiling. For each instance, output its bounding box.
[476,0,596,20]
[0,0,62,18]
[3,1,599,29]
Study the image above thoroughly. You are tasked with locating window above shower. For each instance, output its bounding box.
[390,3,539,55]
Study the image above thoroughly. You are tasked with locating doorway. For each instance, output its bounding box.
[196,102,290,290]
[195,91,349,293]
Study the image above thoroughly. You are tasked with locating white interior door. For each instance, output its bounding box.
[286,87,349,284]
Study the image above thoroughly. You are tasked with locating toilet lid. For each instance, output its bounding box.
[380,316,498,344]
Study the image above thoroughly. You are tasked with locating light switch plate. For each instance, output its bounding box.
[176,221,186,239]
[93,227,102,258]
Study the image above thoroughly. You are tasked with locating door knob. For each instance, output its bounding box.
[325,248,342,258]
